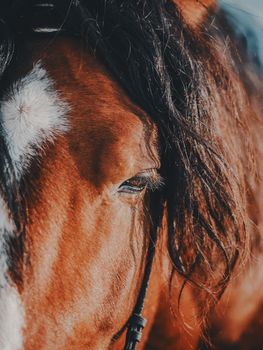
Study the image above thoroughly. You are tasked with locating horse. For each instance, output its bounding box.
[0,0,262,349]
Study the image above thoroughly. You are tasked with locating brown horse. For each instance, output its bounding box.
[0,1,262,349]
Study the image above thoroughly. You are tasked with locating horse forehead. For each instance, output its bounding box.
[42,37,149,128]
[0,61,69,178]
[39,38,158,169]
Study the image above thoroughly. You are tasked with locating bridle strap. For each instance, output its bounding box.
[123,234,157,350]
[124,314,147,350]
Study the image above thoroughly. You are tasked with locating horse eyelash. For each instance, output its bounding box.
[145,172,164,191]
[119,170,164,194]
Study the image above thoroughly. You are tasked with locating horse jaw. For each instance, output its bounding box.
[0,196,24,350]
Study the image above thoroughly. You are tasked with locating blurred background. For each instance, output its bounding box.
[219,0,263,71]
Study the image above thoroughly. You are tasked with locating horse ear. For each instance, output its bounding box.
[173,0,216,27]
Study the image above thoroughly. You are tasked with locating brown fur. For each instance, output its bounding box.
[174,0,216,27]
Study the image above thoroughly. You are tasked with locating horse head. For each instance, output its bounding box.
[0,1,261,349]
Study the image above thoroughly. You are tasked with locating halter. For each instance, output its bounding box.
[24,2,157,349]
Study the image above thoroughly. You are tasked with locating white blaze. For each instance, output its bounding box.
[0,62,70,348]
[0,62,69,177]
[0,196,24,350]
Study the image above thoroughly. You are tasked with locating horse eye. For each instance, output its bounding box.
[118,169,163,194]
[118,176,148,194]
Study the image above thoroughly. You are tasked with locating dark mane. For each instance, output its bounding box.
[0,0,258,324]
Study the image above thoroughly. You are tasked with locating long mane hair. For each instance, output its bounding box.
[0,0,260,324]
